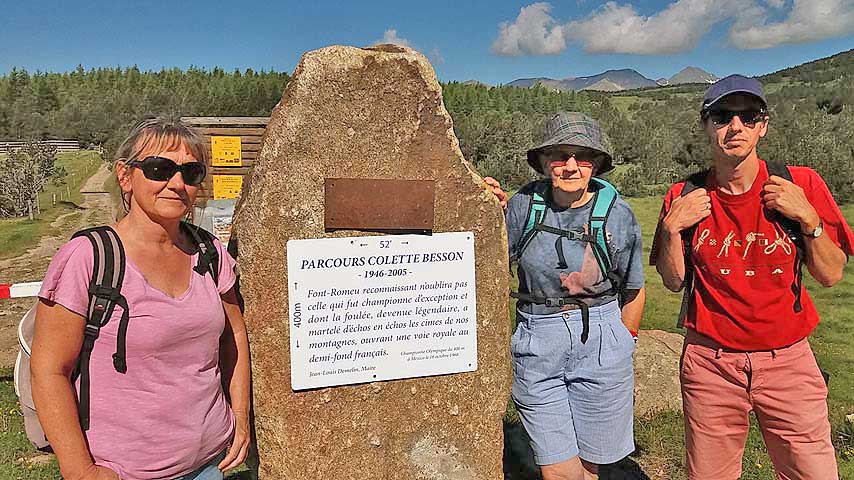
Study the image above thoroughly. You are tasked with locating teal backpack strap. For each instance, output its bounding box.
[524,191,548,238]
[512,190,548,263]
[588,178,619,282]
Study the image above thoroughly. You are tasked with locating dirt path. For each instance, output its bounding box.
[0,163,117,368]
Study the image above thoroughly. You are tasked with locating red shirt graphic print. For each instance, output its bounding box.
[652,161,854,350]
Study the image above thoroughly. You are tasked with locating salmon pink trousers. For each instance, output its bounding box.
[680,330,838,480]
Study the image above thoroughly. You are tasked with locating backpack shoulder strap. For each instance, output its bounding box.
[70,226,130,431]
[512,181,550,263]
[588,178,619,282]
[680,168,709,196]
[182,222,220,286]
[765,161,806,312]
[766,160,793,182]
[765,162,801,240]
[522,184,549,239]
[676,169,710,328]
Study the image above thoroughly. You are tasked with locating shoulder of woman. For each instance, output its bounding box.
[610,197,639,219]
[39,235,96,308]
[52,236,96,270]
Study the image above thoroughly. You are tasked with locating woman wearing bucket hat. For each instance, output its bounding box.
[488,112,645,479]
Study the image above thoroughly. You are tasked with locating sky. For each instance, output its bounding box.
[1,0,852,85]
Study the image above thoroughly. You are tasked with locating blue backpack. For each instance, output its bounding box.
[510,178,623,343]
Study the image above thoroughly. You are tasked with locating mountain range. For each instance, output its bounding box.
[506,67,719,92]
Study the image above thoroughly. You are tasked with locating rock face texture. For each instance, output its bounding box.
[633,329,685,417]
[234,45,511,480]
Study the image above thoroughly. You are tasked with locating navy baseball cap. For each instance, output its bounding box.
[701,74,767,112]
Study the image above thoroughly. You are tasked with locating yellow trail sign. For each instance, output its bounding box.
[213,175,243,199]
[211,136,242,166]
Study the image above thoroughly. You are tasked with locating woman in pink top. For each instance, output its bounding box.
[30,118,251,480]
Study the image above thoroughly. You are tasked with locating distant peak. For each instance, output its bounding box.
[669,67,719,85]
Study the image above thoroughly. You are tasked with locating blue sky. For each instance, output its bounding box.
[1,0,852,85]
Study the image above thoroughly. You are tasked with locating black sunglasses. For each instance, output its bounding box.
[705,109,766,127]
[126,156,207,186]
[540,148,600,165]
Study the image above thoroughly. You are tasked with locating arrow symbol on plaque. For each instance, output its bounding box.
[296,340,299,348]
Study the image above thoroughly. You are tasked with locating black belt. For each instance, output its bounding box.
[511,292,591,343]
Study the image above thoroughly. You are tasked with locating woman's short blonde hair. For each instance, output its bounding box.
[115,117,210,212]
[115,117,209,165]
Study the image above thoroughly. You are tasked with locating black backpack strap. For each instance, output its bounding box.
[766,161,805,313]
[511,292,591,343]
[766,162,801,239]
[182,222,220,286]
[71,226,129,431]
[677,170,710,328]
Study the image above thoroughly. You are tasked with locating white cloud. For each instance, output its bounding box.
[428,47,445,65]
[491,3,566,56]
[492,0,854,56]
[376,29,411,47]
[729,0,854,49]
[565,0,750,55]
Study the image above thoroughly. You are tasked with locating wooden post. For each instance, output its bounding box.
[66,185,71,200]
[28,200,33,220]
[53,193,56,206]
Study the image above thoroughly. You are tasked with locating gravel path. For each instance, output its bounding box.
[0,163,117,368]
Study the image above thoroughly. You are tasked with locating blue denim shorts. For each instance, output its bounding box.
[511,300,635,465]
[173,450,227,480]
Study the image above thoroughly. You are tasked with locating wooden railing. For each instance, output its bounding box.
[0,140,81,153]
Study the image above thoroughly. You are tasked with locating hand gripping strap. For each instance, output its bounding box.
[766,162,805,313]
[676,171,709,328]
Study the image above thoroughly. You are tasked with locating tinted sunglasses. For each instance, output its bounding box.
[705,109,766,127]
[126,156,207,186]
[541,150,597,169]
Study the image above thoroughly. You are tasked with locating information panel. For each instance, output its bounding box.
[212,175,243,200]
[211,136,242,166]
[287,232,477,390]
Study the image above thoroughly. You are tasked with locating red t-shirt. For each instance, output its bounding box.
[650,161,854,350]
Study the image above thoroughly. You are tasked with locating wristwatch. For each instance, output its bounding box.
[804,220,824,239]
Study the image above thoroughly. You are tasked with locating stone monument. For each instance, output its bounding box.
[633,329,684,417]
[234,45,511,479]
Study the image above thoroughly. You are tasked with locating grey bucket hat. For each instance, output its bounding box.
[526,112,614,175]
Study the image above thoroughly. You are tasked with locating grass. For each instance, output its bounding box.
[1,190,852,479]
[0,151,103,262]
[0,368,61,478]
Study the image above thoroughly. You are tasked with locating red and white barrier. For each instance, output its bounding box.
[0,282,42,299]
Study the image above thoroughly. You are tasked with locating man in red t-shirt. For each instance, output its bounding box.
[651,75,854,480]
